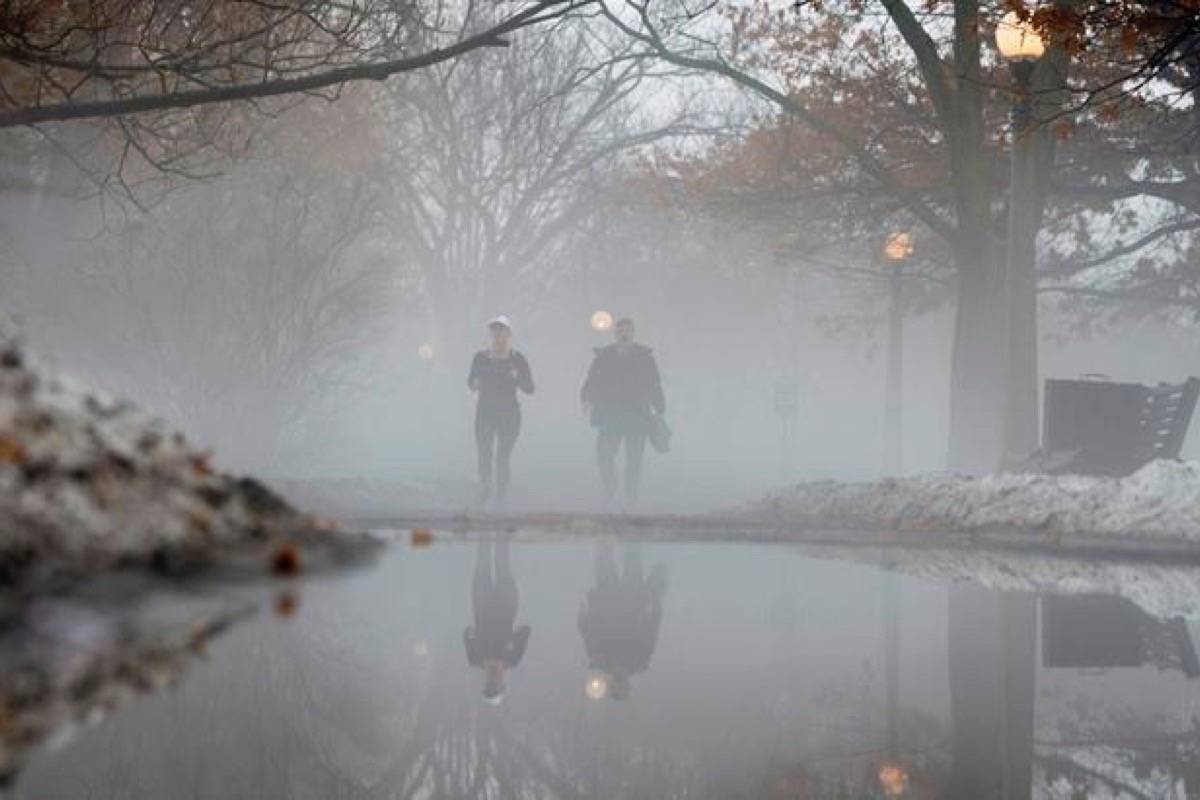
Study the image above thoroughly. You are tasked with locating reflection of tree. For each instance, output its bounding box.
[941,587,1036,800]
[1035,716,1200,798]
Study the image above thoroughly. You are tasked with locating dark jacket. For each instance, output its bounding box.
[469,350,534,413]
[578,568,666,676]
[464,623,531,668]
[580,343,665,428]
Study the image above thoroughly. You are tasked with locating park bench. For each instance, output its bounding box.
[1023,375,1200,478]
[1042,594,1200,677]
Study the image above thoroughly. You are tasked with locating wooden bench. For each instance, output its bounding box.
[1026,376,1200,477]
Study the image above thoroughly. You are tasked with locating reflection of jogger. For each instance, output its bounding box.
[578,543,666,700]
[464,540,531,704]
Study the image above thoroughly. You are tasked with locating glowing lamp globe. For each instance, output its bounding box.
[883,232,914,263]
[585,674,608,700]
[590,310,614,332]
[877,762,909,797]
[995,11,1045,62]
[417,343,435,362]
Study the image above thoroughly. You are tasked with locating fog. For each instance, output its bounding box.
[2,22,1200,517]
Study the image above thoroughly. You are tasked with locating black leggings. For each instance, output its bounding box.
[476,407,521,497]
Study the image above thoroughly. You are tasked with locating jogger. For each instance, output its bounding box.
[468,315,533,508]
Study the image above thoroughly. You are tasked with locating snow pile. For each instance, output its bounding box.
[0,329,367,580]
[801,544,1200,620]
[745,460,1200,540]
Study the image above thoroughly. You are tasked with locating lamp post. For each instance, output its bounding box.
[882,232,913,476]
[996,11,1046,463]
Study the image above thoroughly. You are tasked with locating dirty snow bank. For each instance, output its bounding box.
[743,460,1200,541]
[0,330,374,581]
[800,545,1200,619]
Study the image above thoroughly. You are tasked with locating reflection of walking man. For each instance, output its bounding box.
[580,318,665,506]
[578,543,667,700]
[464,539,531,704]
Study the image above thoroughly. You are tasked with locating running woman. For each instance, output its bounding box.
[468,315,534,509]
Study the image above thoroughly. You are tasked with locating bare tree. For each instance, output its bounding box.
[373,10,702,358]
[0,0,593,128]
[7,100,401,471]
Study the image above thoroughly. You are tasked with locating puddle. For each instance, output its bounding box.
[10,534,1200,798]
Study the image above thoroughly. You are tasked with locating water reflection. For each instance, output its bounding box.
[12,540,1200,799]
[942,588,1036,800]
[464,538,531,703]
[578,543,666,701]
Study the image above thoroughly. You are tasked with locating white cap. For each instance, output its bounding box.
[488,315,512,330]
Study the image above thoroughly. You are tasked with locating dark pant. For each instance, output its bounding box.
[597,424,647,503]
[476,407,520,499]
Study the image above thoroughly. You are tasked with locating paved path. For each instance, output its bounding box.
[360,511,1200,563]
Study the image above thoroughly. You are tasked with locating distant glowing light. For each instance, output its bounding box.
[995,11,1045,62]
[877,762,909,797]
[585,674,608,700]
[417,343,435,361]
[883,232,914,263]
[413,639,430,659]
[590,311,614,332]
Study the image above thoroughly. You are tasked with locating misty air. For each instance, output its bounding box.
[2,0,1200,797]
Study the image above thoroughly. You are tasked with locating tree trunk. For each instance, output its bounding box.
[941,587,1036,800]
[948,247,1010,474]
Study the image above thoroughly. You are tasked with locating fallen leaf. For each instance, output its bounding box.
[274,590,300,618]
[410,528,433,548]
[0,435,25,466]
[271,543,302,576]
[190,452,213,476]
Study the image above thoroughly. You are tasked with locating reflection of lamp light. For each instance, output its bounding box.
[995,10,1045,62]
[590,310,614,332]
[585,674,608,700]
[417,343,434,361]
[883,232,914,264]
[877,762,909,797]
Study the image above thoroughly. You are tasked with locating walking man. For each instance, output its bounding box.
[468,315,534,509]
[580,317,664,507]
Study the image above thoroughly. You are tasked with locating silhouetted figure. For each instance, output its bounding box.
[464,539,531,704]
[580,317,664,507]
[468,315,534,509]
[578,544,666,700]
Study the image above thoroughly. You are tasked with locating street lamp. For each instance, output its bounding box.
[877,762,909,797]
[417,342,435,362]
[883,232,914,264]
[590,310,614,332]
[882,232,911,476]
[995,11,1045,64]
[995,11,1046,463]
[585,673,608,700]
